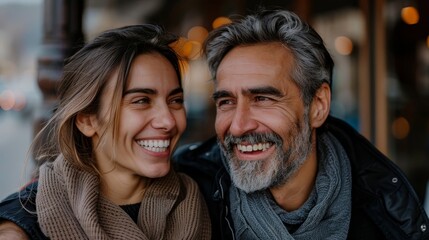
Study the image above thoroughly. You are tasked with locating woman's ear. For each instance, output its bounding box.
[310,82,331,128]
[76,113,97,137]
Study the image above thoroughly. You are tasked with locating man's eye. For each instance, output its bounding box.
[216,99,234,108]
[254,96,271,102]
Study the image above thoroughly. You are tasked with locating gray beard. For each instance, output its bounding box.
[219,110,312,193]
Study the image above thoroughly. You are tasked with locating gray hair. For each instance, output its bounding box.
[203,9,333,105]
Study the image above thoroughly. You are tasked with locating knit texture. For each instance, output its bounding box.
[36,155,211,239]
[229,131,352,239]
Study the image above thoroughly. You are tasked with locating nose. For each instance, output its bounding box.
[152,105,176,132]
[229,102,258,136]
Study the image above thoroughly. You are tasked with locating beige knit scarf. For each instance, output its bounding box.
[36,155,211,239]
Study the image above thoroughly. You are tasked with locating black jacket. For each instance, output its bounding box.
[173,116,429,240]
[0,181,46,239]
[1,116,428,239]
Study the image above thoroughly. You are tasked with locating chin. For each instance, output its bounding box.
[143,166,171,179]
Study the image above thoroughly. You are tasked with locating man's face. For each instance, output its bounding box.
[213,43,313,193]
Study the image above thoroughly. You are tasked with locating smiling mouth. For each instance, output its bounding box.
[237,142,272,153]
[137,139,170,152]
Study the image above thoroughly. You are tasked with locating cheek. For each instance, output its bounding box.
[214,112,230,136]
[174,110,187,134]
[276,116,303,143]
[256,110,296,135]
[122,113,139,123]
[118,110,146,134]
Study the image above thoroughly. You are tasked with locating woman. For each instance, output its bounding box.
[0,24,211,239]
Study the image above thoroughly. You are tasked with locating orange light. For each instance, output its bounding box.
[170,37,191,57]
[334,36,353,55]
[391,117,410,140]
[187,41,202,60]
[179,59,190,75]
[187,26,208,44]
[426,35,429,48]
[212,17,232,29]
[401,6,419,25]
[181,41,194,58]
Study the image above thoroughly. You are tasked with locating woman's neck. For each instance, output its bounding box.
[99,172,152,205]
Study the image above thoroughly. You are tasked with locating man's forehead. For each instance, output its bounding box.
[216,44,293,80]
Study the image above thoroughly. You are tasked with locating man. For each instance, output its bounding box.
[174,9,429,239]
[0,9,428,240]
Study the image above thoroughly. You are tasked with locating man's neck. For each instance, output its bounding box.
[269,154,318,212]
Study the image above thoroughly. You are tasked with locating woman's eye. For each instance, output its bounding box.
[170,97,184,105]
[169,97,184,110]
[132,97,150,104]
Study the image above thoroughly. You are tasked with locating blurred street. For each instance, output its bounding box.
[0,112,35,200]
[0,0,41,200]
[0,0,427,217]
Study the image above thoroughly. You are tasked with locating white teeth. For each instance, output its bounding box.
[237,142,271,152]
[137,139,170,152]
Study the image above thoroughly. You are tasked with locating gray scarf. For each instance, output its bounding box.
[228,131,352,239]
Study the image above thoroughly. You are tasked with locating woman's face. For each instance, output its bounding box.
[87,52,186,179]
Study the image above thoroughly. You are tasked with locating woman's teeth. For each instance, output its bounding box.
[237,142,271,152]
[137,139,170,152]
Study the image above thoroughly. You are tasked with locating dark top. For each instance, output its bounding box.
[173,116,429,240]
[120,203,141,223]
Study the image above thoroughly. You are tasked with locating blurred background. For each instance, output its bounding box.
[0,0,428,213]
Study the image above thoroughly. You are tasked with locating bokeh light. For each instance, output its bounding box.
[186,41,202,60]
[391,116,410,140]
[170,37,192,57]
[0,90,15,111]
[0,90,27,111]
[187,26,208,44]
[212,16,232,29]
[334,36,353,55]
[12,92,26,111]
[401,6,419,25]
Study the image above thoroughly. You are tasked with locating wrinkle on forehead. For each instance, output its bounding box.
[217,43,294,80]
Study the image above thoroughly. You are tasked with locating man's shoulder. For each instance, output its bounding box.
[324,115,404,172]
[325,115,421,201]
[325,116,429,239]
[172,136,228,202]
[173,137,233,240]
[0,181,38,218]
[0,181,46,239]
[173,136,223,178]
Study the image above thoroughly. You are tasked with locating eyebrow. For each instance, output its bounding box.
[247,86,283,97]
[212,90,230,101]
[212,86,283,100]
[124,87,183,96]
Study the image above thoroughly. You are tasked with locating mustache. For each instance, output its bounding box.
[223,132,283,150]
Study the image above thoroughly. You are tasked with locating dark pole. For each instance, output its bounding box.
[35,0,84,135]
[33,0,84,170]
